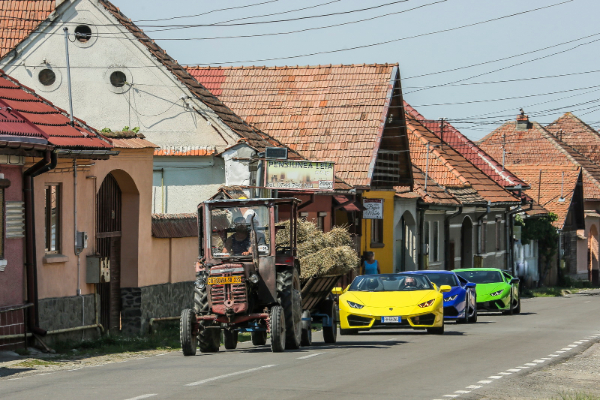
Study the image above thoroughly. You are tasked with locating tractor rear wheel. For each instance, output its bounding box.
[223,330,238,350]
[180,309,197,356]
[193,273,209,315]
[321,299,338,344]
[199,327,220,353]
[270,305,286,353]
[300,310,312,346]
[277,268,302,350]
[251,331,267,346]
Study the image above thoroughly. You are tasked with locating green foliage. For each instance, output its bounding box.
[100,128,112,133]
[520,213,559,287]
[132,127,140,133]
[122,126,129,132]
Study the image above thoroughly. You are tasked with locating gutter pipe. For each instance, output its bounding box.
[444,206,462,270]
[23,150,57,336]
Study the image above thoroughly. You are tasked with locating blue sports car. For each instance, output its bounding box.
[404,270,477,323]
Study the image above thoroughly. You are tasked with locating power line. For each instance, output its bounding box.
[134,0,284,22]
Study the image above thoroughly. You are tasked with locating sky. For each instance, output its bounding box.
[118,0,600,141]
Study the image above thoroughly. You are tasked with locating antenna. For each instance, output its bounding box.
[63,27,74,126]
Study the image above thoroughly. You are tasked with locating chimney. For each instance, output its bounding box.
[516,108,530,131]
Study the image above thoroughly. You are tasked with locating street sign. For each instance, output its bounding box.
[265,160,334,190]
[363,198,383,219]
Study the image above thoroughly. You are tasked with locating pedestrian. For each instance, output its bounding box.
[362,251,380,275]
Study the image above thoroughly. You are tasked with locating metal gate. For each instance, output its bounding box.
[96,173,122,331]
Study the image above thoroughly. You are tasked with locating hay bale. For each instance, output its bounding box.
[299,245,359,279]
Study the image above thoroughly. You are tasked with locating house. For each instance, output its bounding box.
[478,111,598,283]
[0,94,52,350]
[187,64,414,272]
[402,111,521,272]
[0,0,296,215]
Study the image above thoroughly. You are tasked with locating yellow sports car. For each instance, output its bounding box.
[335,273,450,335]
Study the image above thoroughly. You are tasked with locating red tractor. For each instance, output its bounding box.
[180,198,303,354]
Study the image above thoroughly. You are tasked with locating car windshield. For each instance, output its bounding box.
[424,273,459,287]
[209,205,270,258]
[349,274,433,292]
[456,270,503,284]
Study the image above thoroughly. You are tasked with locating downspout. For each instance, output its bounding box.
[418,206,425,270]
[23,150,57,336]
[477,202,490,255]
[444,206,462,270]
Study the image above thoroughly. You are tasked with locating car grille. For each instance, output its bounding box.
[209,264,247,315]
[347,315,373,327]
[410,313,436,325]
[444,307,459,317]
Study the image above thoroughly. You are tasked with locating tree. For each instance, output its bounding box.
[516,213,559,287]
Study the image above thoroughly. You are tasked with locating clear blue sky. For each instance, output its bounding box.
[118,0,599,140]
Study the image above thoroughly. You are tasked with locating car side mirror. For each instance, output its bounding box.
[439,285,452,293]
[331,287,344,295]
[465,282,476,288]
[509,278,520,284]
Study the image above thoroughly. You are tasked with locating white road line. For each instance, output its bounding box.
[455,390,471,394]
[36,373,53,376]
[297,353,323,360]
[541,358,551,360]
[556,351,566,353]
[7,378,21,381]
[466,385,482,389]
[498,372,512,375]
[516,366,530,369]
[533,359,546,363]
[478,380,493,384]
[507,369,521,372]
[124,395,157,400]
[561,348,572,351]
[185,365,276,386]
[488,376,502,379]
[581,340,590,342]
[67,368,82,372]
[567,345,578,348]
[524,363,537,366]
[442,395,459,398]
[549,355,560,357]
[574,341,584,344]
[384,338,397,341]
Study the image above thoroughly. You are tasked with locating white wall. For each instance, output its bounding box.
[393,197,418,272]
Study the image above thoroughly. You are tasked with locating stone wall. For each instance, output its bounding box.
[121,281,194,335]
[562,230,579,276]
[37,294,98,344]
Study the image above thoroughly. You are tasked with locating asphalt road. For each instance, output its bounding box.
[1,293,599,400]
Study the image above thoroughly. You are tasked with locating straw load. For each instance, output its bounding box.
[276,219,359,280]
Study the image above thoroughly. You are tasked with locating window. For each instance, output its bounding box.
[299,212,308,221]
[371,218,384,247]
[44,185,61,253]
[74,25,92,42]
[496,217,502,251]
[110,71,127,87]
[317,212,327,231]
[432,221,439,262]
[38,69,56,86]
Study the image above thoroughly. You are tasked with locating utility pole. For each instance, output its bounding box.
[538,169,542,205]
[424,142,430,193]
[439,118,445,150]
[502,133,506,171]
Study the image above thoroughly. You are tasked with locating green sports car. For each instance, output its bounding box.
[454,268,520,314]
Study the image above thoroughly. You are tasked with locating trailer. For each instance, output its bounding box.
[299,274,342,345]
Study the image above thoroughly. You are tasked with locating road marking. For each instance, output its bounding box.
[478,380,493,384]
[567,345,578,348]
[186,365,276,386]
[156,353,167,356]
[581,340,590,342]
[384,338,397,341]
[297,353,323,360]
[541,358,551,360]
[7,378,21,381]
[498,372,512,375]
[574,341,584,344]
[533,359,545,363]
[124,395,157,400]
[561,348,572,351]
[549,354,560,357]
[488,376,502,379]
[455,390,471,394]
[67,368,83,372]
[36,373,53,376]
[507,369,521,372]
[442,395,459,398]
[516,366,530,369]
[466,385,482,389]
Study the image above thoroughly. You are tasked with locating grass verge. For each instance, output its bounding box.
[554,392,600,400]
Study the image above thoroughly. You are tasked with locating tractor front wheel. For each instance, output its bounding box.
[277,268,302,350]
[199,327,220,353]
[251,331,267,346]
[300,310,312,346]
[270,305,286,353]
[223,330,238,350]
[180,309,197,356]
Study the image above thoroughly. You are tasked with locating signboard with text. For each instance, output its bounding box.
[265,160,334,191]
[363,199,383,219]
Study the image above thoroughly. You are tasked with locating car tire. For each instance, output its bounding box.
[251,331,267,346]
[427,322,444,335]
[223,330,238,350]
[457,293,469,324]
[199,327,220,353]
[514,297,521,314]
[339,328,359,336]
[468,300,478,323]
[321,299,338,344]
[300,310,312,347]
[502,292,514,315]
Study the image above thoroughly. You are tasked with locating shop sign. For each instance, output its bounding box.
[363,199,383,219]
[265,160,334,190]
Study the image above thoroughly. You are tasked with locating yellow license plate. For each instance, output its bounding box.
[207,276,243,285]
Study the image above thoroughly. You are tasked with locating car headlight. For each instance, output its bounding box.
[195,277,206,289]
[418,299,435,308]
[444,295,458,302]
[347,300,364,309]
[248,273,260,284]
[490,290,504,297]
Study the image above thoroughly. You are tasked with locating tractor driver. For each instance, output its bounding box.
[223,217,252,256]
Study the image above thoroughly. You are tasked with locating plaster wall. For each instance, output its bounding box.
[0,165,24,307]
[222,146,256,187]
[361,190,396,274]
[583,217,600,274]
[392,197,418,272]
[147,237,196,287]
[423,211,446,270]
[32,148,154,299]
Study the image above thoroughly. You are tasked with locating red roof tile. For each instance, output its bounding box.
[0,1,55,59]
[186,64,401,187]
[0,71,111,150]
[546,112,600,166]
[0,98,48,142]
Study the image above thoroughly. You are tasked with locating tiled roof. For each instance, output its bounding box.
[185,64,401,187]
[0,71,111,150]
[98,1,292,154]
[505,164,580,229]
[0,0,55,59]
[546,112,600,166]
[154,145,217,156]
[0,98,48,142]
[110,137,157,149]
[406,115,518,206]
[404,102,529,190]
[479,119,600,202]
[151,213,197,238]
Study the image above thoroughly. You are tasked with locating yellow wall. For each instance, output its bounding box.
[361,190,396,274]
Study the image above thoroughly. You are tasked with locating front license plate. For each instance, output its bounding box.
[381,316,401,323]
[207,276,243,285]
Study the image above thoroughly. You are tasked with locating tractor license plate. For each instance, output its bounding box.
[381,316,401,323]
[207,276,243,285]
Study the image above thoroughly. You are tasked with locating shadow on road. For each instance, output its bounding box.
[0,367,34,378]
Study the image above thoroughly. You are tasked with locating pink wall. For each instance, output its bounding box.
[278,194,333,232]
[0,165,24,307]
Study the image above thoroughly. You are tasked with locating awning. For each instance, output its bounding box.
[333,195,364,212]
